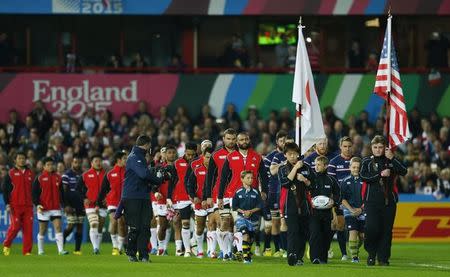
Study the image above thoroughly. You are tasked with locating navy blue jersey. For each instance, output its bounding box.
[62,169,81,192]
[327,155,351,184]
[264,149,282,194]
[232,187,263,222]
[303,151,337,172]
[341,175,364,216]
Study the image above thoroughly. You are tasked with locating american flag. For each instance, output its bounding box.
[373,16,411,148]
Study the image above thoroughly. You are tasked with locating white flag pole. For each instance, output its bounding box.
[295,17,303,146]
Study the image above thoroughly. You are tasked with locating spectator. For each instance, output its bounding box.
[106,54,123,71]
[436,168,450,198]
[0,33,14,66]
[133,101,152,123]
[130,53,148,71]
[425,31,449,68]
[167,54,186,72]
[255,132,275,155]
[28,100,53,137]
[366,52,378,72]
[81,108,98,137]
[275,34,289,67]
[222,104,242,131]
[347,40,365,68]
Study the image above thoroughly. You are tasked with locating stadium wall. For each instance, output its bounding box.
[0,0,449,15]
[0,73,449,123]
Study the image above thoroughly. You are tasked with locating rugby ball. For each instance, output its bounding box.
[312,195,331,209]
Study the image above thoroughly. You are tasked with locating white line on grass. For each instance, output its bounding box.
[409,263,450,270]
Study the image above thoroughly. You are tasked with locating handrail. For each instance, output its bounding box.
[0,66,447,74]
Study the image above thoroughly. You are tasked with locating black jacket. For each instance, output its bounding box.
[309,172,340,213]
[360,156,407,205]
[278,163,315,217]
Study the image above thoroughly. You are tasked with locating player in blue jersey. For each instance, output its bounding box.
[303,138,336,172]
[327,136,354,260]
[262,131,287,257]
[61,156,85,255]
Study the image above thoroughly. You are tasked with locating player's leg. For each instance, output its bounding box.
[109,211,120,255]
[52,215,68,255]
[320,213,332,263]
[74,212,84,253]
[335,209,347,260]
[218,204,232,260]
[280,217,288,257]
[180,205,192,257]
[297,215,309,265]
[117,216,127,254]
[150,215,158,254]
[157,215,168,254]
[206,210,219,258]
[122,199,140,260]
[22,207,34,255]
[3,206,23,255]
[173,211,183,256]
[97,210,107,251]
[86,210,100,253]
[271,209,282,256]
[63,211,75,245]
[262,203,272,256]
[195,213,206,257]
[37,219,48,255]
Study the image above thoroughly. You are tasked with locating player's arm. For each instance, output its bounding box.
[32,176,41,207]
[2,172,12,205]
[278,165,291,188]
[96,174,111,207]
[359,158,380,183]
[218,159,231,200]
[327,160,336,177]
[257,161,269,194]
[330,176,341,207]
[166,165,177,205]
[186,171,197,200]
[231,191,240,212]
[61,174,71,207]
[204,157,217,200]
[269,156,282,176]
[59,178,65,208]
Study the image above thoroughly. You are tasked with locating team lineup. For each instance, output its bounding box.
[2,128,407,266]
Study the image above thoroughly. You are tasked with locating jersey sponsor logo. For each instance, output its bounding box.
[251,163,255,167]
[179,163,187,167]
[111,173,118,177]
[88,174,95,178]
[301,171,308,175]
[238,195,243,198]
[325,185,330,188]
[42,177,48,181]
[250,194,256,198]
[137,160,142,163]
[198,171,206,175]
[231,157,240,160]
[219,155,227,159]
[14,173,20,176]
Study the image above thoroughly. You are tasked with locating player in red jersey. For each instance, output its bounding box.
[2,152,35,256]
[187,146,213,258]
[97,151,127,255]
[78,154,106,254]
[204,128,236,258]
[167,142,198,257]
[32,157,68,255]
[218,132,268,260]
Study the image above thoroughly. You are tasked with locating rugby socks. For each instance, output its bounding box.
[55,232,64,253]
[181,228,191,252]
[37,234,45,254]
[89,228,99,250]
[110,234,118,249]
[210,230,218,253]
[163,229,171,250]
[118,236,125,252]
[234,232,243,252]
[216,229,225,253]
[97,232,103,250]
[264,233,272,251]
[337,231,347,256]
[150,228,158,250]
[273,234,281,252]
[225,231,233,254]
[349,239,359,258]
[175,240,183,252]
[280,231,288,250]
[242,240,251,260]
[63,226,73,245]
[195,233,204,254]
[75,232,83,251]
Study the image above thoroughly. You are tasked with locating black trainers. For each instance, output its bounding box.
[378,261,390,266]
[288,253,298,266]
[128,256,138,262]
[312,258,321,264]
[296,259,304,266]
[367,257,376,266]
[140,257,151,263]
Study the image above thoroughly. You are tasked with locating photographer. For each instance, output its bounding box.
[122,135,165,263]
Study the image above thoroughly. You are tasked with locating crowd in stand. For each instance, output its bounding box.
[0,100,449,198]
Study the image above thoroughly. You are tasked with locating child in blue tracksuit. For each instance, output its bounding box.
[232,170,263,264]
[341,157,365,263]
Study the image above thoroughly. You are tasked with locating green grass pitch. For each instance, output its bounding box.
[1,243,449,277]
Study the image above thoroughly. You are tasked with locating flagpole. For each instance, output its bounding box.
[295,17,302,147]
[386,9,393,148]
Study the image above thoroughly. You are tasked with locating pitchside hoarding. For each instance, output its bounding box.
[1,196,449,243]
